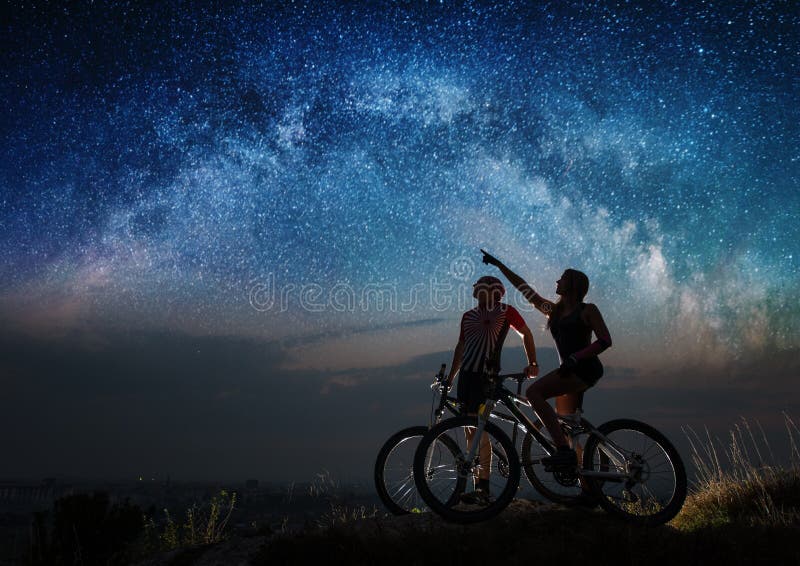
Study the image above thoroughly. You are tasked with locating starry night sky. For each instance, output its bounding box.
[1,1,798,482]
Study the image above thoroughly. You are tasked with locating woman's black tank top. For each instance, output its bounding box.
[549,302,592,360]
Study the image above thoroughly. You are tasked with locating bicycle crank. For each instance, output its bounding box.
[553,469,579,487]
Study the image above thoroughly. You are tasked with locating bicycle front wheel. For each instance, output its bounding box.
[413,416,520,523]
[582,419,687,525]
[374,426,462,515]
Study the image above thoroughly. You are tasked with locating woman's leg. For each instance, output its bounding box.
[556,392,583,454]
[554,389,592,493]
[555,392,583,415]
[526,369,587,448]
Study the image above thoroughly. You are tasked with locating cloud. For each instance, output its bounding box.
[280,316,450,348]
[1,315,797,483]
[443,154,800,377]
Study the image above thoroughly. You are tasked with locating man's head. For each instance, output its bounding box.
[472,275,505,306]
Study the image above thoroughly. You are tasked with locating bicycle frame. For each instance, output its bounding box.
[459,372,633,484]
[428,366,529,479]
[429,364,460,428]
[425,365,467,479]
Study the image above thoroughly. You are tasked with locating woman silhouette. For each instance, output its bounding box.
[480,249,612,470]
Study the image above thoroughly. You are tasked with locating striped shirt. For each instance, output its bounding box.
[459,303,527,373]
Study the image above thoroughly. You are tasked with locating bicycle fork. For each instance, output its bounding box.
[423,409,450,480]
[458,400,497,479]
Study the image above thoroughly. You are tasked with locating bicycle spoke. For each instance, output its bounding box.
[520,426,590,505]
[388,478,415,499]
[640,440,662,459]
[583,420,686,525]
[376,427,436,514]
[414,416,521,523]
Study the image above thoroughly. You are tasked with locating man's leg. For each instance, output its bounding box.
[478,424,492,482]
[461,420,493,504]
[464,424,476,487]
[464,419,492,486]
[460,370,492,492]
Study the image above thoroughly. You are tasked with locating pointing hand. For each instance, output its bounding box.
[480,249,500,266]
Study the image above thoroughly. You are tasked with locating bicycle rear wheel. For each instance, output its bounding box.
[413,416,520,523]
[374,426,462,514]
[582,419,687,525]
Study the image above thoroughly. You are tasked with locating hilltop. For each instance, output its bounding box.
[21,416,800,565]
[134,495,800,566]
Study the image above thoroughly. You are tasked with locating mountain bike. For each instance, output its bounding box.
[375,364,563,515]
[374,364,460,515]
[413,367,687,525]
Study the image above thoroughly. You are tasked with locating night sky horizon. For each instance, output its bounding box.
[1,1,798,483]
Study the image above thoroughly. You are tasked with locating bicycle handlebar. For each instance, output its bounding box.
[432,368,531,389]
[499,372,529,382]
[431,363,452,420]
[428,364,532,422]
[431,363,448,391]
[485,371,532,397]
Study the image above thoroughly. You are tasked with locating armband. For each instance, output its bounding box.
[572,332,612,361]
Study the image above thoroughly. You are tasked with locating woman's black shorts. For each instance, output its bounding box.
[565,357,604,387]
[456,370,487,414]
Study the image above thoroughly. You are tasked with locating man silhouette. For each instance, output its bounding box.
[445,275,539,504]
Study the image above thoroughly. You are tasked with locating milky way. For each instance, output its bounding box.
[2,1,800,482]
[2,1,798,367]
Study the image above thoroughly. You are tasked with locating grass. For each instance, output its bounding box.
[673,413,800,530]
[308,469,382,529]
[113,417,800,565]
[250,416,800,566]
[130,489,237,562]
[252,502,800,566]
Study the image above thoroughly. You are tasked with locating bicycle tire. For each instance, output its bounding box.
[413,416,520,523]
[374,426,462,515]
[582,419,687,526]
[521,423,597,506]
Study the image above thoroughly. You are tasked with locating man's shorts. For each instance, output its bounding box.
[457,370,487,414]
